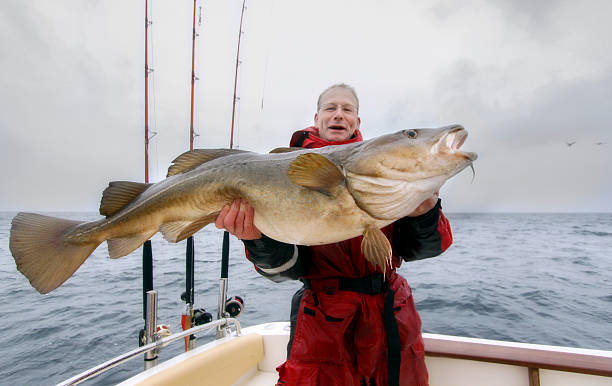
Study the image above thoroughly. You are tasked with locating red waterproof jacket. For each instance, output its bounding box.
[244,127,453,386]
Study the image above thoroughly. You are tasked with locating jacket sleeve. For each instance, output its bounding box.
[393,199,453,262]
[241,234,308,282]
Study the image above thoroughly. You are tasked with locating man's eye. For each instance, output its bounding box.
[325,107,335,111]
[344,108,354,113]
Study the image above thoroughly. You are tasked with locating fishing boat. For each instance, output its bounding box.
[50,2,612,385]
[58,317,612,385]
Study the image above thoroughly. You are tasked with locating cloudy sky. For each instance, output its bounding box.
[1,0,611,213]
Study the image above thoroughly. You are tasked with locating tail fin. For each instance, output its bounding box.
[9,213,101,294]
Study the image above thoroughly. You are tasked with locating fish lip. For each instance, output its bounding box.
[433,125,477,161]
[453,129,467,150]
[452,130,478,161]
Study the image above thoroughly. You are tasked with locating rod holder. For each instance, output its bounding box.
[217,278,228,338]
[144,290,158,367]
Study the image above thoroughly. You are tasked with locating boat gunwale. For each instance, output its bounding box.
[423,333,612,377]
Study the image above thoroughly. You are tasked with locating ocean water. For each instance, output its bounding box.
[0,212,611,385]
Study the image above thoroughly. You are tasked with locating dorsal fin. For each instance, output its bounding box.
[167,149,249,177]
[269,147,304,154]
[100,181,152,217]
[288,153,344,195]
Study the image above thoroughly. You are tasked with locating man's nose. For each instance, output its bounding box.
[332,107,344,119]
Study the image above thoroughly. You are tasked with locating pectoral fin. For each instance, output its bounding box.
[361,225,392,275]
[288,153,344,195]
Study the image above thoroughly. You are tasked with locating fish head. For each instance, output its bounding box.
[346,124,477,182]
[341,124,477,220]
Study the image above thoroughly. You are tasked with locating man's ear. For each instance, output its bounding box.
[356,117,361,129]
[314,113,319,127]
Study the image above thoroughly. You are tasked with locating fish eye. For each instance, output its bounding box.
[404,129,418,139]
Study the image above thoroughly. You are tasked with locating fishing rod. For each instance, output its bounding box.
[217,0,248,339]
[181,0,199,351]
[141,0,156,368]
[229,0,246,150]
[189,0,198,151]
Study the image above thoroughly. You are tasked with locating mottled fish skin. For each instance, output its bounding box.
[9,125,476,293]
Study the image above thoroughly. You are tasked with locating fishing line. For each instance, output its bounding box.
[260,0,275,112]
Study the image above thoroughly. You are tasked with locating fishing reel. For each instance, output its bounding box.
[224,296,244,318]
[180,291,213,326]
[138,324,171,347]
[193,308,213,326]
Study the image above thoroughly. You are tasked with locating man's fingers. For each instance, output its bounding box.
[215,205,230,229]
[215,199,261,239]
[234,201,246,236]
[407,192,439,217]
[242,200,262,239]
[243,201,255,235]
[224,200,241,234]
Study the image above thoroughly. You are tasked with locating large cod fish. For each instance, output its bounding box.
[10,124,476,294]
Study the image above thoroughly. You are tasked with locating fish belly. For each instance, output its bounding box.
[250,185,387,246]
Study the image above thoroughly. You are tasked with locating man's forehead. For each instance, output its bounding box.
[321,101,356,107]
[320,89,358,106]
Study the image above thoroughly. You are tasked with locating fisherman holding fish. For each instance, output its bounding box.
[216,84,452,386]
[12,82,475,384]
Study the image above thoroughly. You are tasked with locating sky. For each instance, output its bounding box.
[1,0,611,213]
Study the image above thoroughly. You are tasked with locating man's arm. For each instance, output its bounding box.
[393,195,453,262]
[242,236,307,282]
[215,199,306,282]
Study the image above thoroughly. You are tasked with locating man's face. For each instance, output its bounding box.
[315,88,361,142]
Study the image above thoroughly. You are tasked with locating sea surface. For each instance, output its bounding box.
[0,212,611,385]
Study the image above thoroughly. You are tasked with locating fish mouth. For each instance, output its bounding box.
[435,125,478,161]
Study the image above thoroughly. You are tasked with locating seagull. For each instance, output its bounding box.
[595,141,607,145]
[565,141,576,147]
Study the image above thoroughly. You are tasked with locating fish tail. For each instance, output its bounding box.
[9,213,102,294]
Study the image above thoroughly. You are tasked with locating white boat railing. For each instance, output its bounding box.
[56,317,241,386]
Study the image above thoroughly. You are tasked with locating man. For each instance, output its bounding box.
[216,84,452,386]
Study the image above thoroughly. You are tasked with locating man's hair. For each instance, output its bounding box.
[317,83,359,113]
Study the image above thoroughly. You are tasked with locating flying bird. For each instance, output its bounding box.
[595,142,607,145]
[565,141,576,147]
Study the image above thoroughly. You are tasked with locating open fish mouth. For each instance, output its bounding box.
[434,125,478,161]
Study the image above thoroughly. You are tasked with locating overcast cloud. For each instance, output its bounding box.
[1,0,611,212]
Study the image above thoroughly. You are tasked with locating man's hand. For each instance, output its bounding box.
[215,199,262,240]
[407,191,439,217]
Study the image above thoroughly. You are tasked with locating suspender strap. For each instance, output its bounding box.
[384,288,401,386]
